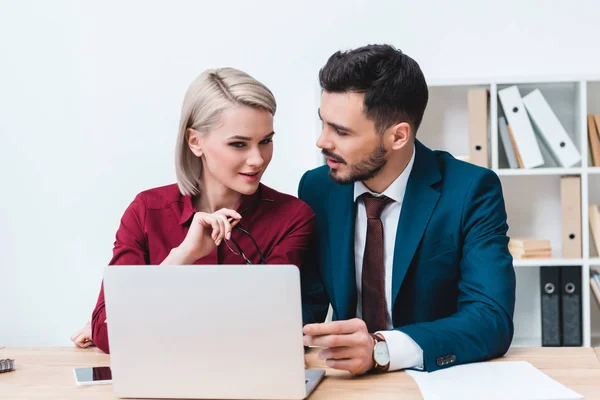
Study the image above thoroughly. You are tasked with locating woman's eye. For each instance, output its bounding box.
[260,138,273,145]
[229,142,246,148]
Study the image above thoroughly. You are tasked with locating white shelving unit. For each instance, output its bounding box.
[420,75,600,348]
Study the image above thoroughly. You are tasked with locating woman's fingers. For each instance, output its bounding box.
[217,208,242,222]
[215,217,226,245]
[195,210,241,246]
[71,329,82,342]
[210,218,221,243]
[73,333,89,347]
[216,214,233,241]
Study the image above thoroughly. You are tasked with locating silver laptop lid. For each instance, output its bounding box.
[104,265,306,399]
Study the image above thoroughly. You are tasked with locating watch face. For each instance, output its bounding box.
[374,341,390,366]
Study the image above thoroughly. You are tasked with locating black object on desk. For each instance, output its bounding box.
[0,359,15,373]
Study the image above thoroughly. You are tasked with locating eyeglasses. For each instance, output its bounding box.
[224,224,266,265]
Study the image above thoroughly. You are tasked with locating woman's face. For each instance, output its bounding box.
[193,105,274,196]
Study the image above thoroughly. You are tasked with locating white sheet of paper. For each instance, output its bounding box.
[406,361,582,400]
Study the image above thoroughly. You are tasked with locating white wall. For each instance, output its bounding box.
[2,0,600,346]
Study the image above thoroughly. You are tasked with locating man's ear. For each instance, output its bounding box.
[390,122,412,151]
[187,128,203,157]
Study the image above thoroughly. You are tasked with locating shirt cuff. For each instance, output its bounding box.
[377,330,424,371]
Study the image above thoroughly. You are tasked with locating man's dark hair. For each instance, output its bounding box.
[319,44,428,136]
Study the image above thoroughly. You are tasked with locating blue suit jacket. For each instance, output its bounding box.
[298,140,516,372]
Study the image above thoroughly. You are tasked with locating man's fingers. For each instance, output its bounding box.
[318,346,356,360]
[324,358,361,374]
[303,333,362,348]
[303,319,363,337]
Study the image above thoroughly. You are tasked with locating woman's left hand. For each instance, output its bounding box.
[71,321,94,348]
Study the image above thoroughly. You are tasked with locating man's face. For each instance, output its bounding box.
[317,91,388,184]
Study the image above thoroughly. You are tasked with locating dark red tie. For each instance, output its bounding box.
[361,193,394,333]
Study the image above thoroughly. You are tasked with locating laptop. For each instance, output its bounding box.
[103,264,325,399]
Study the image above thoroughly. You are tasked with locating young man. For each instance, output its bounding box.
[299,44,516,374]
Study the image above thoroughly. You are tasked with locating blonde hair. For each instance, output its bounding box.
[175,68,276,195]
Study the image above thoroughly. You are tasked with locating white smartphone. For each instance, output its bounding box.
[73,366,112,386]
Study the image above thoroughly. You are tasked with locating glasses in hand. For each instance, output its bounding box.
[224,224,266,265]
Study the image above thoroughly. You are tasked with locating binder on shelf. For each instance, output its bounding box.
[522,89,581,168]
[595,115,600,165]
[587,115,600,167]
[560,176,582,259]
[540,266,562,346]
[560,266,582,346]
[467,88,489,168]
[498,86,544,169]
[590,271,600,308]
[507,125,525,168]
[589,204,600,256]
[498,117,519,169]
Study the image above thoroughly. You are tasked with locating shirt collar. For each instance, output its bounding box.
[353,143,416,204]
[178,183,269,225]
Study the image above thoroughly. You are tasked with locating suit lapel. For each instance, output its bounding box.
[392,140,442,309]
[328,182,357,320]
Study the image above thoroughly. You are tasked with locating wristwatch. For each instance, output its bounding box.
[371,333,390,372]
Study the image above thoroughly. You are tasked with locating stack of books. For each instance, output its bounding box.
[509,238,552,259]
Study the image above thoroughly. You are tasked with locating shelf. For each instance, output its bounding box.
[495,168,583,177]
[513,259,584,268]
[420,78,600,350]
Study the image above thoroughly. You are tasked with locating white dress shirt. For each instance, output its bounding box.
[353,145,424,371]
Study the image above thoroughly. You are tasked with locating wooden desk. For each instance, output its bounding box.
[1,347,600,399]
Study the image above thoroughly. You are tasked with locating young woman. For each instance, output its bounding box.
[71,68,315,353]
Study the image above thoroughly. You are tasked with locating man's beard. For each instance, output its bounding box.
[325,140,388,185]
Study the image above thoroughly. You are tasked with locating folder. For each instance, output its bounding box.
[498,117,519,169]
[587,115,600,167]
[498,86,544,169]
[507,125,525,168]
[522,90,581,168]
[560,176,582,259]
[590,271,600,308]
[560,266,582,346]
[467,88,489,168]
[540,267,562,346]
[589,204,600,256]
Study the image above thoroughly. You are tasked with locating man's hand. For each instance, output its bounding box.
[303,318,375,375]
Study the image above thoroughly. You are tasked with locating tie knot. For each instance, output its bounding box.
[361,193,394,219]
